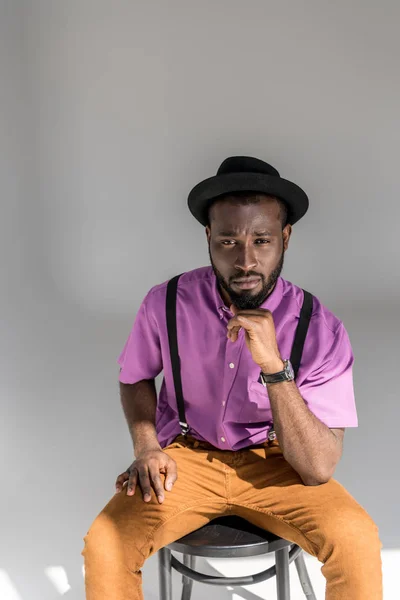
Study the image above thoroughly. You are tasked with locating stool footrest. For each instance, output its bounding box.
[170,544,303,586]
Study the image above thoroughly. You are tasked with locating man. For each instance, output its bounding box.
[82,156,383,599]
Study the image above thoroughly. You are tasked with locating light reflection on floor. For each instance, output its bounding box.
[43,566,71,595]
[0,570,22,600]
[0,550,399,599]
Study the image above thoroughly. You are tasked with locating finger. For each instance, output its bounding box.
[227,318,243,332]
[148,467,165,503]
[115,471,129,493]
[127,468,138,496]
[138,467,152,502]
[164,461,178,491]
[227,325,241,341]
[231,308,270,318]
[115,471,129,485]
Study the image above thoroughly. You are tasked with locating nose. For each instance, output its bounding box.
[234,244,258,273]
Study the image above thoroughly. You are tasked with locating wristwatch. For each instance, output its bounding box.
[260,359,295,386]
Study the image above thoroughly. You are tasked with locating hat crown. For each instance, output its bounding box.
[217,156,280,178]
[187,154,309,227]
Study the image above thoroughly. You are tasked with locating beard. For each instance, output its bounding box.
[208,243,285,311]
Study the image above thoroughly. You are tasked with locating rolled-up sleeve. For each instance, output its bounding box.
[117,291,162,384]
[299,322,358,428]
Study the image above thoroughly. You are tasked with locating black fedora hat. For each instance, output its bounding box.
[187,155,309,227]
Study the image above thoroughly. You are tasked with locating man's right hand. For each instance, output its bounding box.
[115,449,178,504]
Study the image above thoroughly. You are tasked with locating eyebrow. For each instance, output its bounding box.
[216,230,273,237]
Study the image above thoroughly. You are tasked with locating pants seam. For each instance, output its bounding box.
[231,501,319,557]
[137,499,229,557]
[225,467,231,502]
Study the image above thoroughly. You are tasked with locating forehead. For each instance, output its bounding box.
[210,196,281,233]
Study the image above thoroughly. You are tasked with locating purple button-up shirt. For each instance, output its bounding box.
[117,266,358,450]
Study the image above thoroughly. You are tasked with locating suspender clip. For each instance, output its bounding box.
[179,421,190,435]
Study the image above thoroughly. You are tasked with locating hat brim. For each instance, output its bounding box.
[187,172,309,227]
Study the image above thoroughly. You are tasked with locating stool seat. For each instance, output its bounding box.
[159,515,317,599]
[167,515,292,558]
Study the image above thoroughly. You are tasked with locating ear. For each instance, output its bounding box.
[283,224,292,251]
[205,225,211,243]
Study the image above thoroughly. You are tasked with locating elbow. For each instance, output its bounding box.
[302,475,330,486]
[301,465,335,487]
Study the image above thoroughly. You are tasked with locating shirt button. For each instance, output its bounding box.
[222,401,225,406]
[221,437,226,442]
[229,363,235,369]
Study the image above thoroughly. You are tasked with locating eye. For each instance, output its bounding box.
[220,239,271,245]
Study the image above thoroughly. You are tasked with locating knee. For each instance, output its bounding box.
[82,512,145,572]
[319,506,382,561]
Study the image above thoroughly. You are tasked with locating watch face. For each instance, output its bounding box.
[285,360,295,379]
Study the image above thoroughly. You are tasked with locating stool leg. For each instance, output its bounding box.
[158,547,172,600]
[181,554,196,600]
[275,547,291,600]
[294,552,317,599]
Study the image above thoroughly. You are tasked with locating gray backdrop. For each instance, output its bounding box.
[1,1,399,599]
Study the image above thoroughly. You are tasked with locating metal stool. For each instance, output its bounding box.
[158,515,317,600]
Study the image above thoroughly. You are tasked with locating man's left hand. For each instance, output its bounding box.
[227,304,284,375]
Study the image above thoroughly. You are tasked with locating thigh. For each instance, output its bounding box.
[230,445,380,559]
[84,441,229,563]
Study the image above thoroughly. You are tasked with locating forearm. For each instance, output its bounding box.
[119,378,162,456]
[267,379,342,485]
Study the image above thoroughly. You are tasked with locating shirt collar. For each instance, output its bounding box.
[209,268,284,319]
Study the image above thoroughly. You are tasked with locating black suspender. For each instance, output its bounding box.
[166,274,189,435]
[290,288,314,379]
[166,273,314,440]
[267,287,313,441]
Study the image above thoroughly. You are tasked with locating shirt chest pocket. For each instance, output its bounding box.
[237,380,273,424]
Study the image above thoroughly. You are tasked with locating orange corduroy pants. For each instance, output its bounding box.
[82,434,383,599]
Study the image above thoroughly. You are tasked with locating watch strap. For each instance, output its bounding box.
[260,359,294,384]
